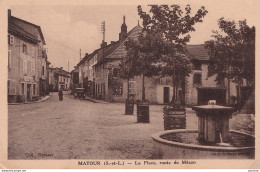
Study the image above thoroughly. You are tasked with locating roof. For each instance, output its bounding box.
[185,44,209,61]
[8,15,46,45]
[77,24,142,67]
[53,68,70,77]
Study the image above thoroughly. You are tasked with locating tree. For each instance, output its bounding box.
[120,34,161,101]
[118,39,139,100]
[137,5,208,104]
[205,18,255,105]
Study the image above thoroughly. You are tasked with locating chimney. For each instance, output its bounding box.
[119,15,127,42]
[8,9,11,18]
[101,41,107,48]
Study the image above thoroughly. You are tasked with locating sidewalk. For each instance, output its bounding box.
[85,95,109,104]
[8,94,52,105]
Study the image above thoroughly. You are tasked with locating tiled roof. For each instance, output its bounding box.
[8,16,46,45]
[185,44,209,61]
[77,25,142,66]
[55,70,70,77]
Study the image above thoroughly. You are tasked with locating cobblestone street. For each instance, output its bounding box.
[8,91,254,159]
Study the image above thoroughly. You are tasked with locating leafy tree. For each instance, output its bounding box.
[119,33,162,101]
[137,5,208,103]
[118,39,139,100]
[205,18,255,104]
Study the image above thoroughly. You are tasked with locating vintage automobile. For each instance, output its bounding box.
[74,88,86,99]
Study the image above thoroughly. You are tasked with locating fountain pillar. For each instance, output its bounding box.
[192,104,235,144]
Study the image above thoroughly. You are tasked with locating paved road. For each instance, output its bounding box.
[8,92,254,159]
[8,92,177,159]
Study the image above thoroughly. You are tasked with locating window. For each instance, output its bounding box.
[23,43,27,54]
[8,80,16,95]
[193,61,202,70]
[8,34,14,45]
[113,68,118,78]
[31,62,35,75]
[129,80,136,95]
[8,50,11,68]
[193,73,202,85]
[42,66,44,76]
[21,83,24,95]
[32,47,36,57]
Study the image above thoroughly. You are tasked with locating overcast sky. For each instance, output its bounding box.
[10,2,257,72]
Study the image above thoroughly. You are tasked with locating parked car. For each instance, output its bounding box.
[74,88,86,99]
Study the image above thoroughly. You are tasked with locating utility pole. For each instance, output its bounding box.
[101,21,106,99]
[68,61,69,72]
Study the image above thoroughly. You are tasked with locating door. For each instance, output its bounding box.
[27,84,31,101]
[163,87,170,104]
[197,88,226,105]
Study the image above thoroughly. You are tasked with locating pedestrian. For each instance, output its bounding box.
[58,89,63,101]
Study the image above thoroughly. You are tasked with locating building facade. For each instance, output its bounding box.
[76,16,252,107]
[8,9,48,103]
[48,67,70,92]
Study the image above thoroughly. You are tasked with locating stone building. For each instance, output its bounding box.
[8,9,47,103]
[76,16,251,107]
[48,67,70,92]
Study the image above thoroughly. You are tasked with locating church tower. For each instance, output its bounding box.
[119,15,127,41]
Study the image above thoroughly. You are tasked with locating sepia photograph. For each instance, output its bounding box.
[1,0,259,169]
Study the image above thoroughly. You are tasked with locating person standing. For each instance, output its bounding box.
[58,90,63,101]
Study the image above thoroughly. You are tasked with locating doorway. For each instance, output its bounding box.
[27,84,31,101]
[163,87,170,104]
[197,88,226,105]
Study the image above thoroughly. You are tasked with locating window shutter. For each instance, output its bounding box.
[8,50,11,68]
[23,60,27,75]
[31,62,35,75]
[8,35,10,44]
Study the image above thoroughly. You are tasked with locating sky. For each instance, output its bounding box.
[10,2,257,72]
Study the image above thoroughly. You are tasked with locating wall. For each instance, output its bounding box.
[185,63,218,106]
[8,34,40,102]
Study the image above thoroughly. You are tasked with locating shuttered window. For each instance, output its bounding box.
[31,62,35,75]
[23,43,27,54]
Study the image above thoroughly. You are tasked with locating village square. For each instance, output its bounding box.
[7,4,255,160]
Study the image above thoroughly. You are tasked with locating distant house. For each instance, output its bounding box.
[8,9,48,103]
[48,67,70,92]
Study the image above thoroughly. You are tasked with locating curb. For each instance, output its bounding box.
[8,95,52,105]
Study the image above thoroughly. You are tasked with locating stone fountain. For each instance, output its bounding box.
[152,101,255,159]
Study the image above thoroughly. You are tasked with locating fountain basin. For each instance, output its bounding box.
[152,129,255,159]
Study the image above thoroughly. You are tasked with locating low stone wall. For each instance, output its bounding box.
[152,129,255,159]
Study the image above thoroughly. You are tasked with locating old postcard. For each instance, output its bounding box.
[0,0,259,169]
